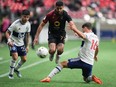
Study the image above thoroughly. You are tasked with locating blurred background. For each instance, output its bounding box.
[0,1,116,86]
[0,0,116,46]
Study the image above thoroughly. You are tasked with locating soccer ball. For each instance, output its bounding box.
[36,46,48,58]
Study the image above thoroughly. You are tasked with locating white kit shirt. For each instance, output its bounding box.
[8,19,31,46]
[78,32,99,65]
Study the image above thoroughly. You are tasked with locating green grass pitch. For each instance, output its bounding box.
[0,40,116,87]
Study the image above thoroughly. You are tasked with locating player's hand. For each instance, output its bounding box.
[33,38,39,45]
[94,56,98,61]
[7,39,14,47]
[26,46,29,53]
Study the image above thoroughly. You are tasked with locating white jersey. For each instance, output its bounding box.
[8,19,31,46]
[78,32,99,65]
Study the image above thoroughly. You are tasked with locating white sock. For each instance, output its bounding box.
[9,59,16,75]
[48,65,63,78]
[15,60,24,70]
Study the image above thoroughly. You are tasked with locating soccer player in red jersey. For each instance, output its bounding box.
[34,1,74,64]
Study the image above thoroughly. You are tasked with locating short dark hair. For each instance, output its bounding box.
[82,22,92,29]
[22,10,30,15]
[55,1,64,6]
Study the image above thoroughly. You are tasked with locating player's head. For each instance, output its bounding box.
[82,22,92,32]
[55,1,64,15]
[21,9,30,23]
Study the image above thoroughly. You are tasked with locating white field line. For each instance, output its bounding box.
[0,59,10,64]
[0,48,78,78]
[0,57,3,60]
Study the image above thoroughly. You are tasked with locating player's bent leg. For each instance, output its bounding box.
[60,61,68,68]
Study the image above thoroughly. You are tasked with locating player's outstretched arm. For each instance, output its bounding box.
[69,24,86,40]
[34,22,46,45]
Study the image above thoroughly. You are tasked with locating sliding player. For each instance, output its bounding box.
[40,22,102,84]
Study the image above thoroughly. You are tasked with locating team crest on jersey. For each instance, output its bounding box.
[54,21,60,26]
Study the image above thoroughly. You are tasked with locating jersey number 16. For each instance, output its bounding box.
[90,40,98,50]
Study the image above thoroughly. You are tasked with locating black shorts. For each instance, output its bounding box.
[48,34,65,44]
[9,45,27,56]
[67,58,92,78]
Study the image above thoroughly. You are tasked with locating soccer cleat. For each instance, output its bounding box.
[14,69,22,78]
[92,75,102,84]
[49,54,54,61]
[55,55,60,64]
[40,77,51,82]
[8,74,14,79]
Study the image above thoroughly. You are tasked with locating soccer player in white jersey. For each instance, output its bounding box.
[40,22,103,84]
[5,10,31,79]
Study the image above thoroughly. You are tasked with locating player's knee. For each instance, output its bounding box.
[12,54,18,60]
[49,49,56,54]
[57,45,63,52]
[60,61,68,68]
[12,57,18,61]
[57,49,63,55]
[57,51,63,55]
[83,76,92,83]
[21,58,27,62]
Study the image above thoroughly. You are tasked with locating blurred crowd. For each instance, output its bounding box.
[0,0,116,20]
[0,0,116,46]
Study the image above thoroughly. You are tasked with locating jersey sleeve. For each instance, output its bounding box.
[43,14,49,23]
[8,22,16,32]
[83,33,89,40]
[65,11,72,22]
[27,22,31,32]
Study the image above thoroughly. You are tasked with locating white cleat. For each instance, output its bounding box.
[14,69,22,78]
[49,54,54,61]
[55,55,60,64]
[8,74,14,79]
